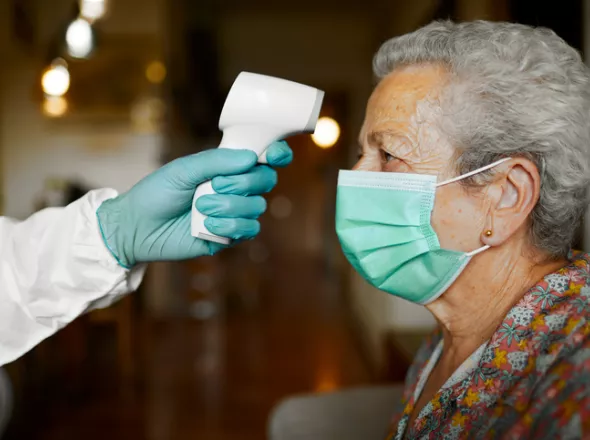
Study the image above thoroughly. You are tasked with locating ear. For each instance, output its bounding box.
[481,158,540,247]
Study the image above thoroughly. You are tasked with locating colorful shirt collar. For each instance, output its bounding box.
[388,251,590,439]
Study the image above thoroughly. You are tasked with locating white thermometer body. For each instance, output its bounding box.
[191,72,324,244]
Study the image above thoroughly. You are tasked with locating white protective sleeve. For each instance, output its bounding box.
[0,189,146,366]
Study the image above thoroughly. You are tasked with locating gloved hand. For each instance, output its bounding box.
[97,141,292,268]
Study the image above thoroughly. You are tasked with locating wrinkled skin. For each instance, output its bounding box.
[355,63,486,252]
[353,63,564,423]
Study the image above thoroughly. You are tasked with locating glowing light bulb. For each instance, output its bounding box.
[311,117,340,148]
[66,18,93,59]
[41,61,70,97]
[80,0,107,21]
[42,96,68,117]
[146,61,166,84]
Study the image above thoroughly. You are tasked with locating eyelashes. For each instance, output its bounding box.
[382,150,400,163]
[356,147,401,165]
[384,152,396,162]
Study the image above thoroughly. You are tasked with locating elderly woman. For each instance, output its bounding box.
[336,20,590,438]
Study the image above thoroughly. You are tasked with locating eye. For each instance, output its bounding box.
[382,150,398,163]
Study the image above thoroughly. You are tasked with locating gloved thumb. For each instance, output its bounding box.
[167,148,258,189]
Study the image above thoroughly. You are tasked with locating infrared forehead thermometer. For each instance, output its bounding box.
[191,72,325,244]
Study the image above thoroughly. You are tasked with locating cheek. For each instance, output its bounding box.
[430,187,487,252]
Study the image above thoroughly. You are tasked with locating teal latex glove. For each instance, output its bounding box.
[97,141,293,268]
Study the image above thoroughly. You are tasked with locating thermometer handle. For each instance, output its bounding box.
[191,180,230,244]
[190,127,287,243]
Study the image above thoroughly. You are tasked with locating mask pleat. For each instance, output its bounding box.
[335,167,487,304]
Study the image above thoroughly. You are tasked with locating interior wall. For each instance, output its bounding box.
[0,0,163,219]
[218,10,375,144]
[0,84,161,219]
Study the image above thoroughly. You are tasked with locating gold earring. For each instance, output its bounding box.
[485,229,493,237]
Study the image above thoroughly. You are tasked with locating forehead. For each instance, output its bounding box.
[363,63,448,134]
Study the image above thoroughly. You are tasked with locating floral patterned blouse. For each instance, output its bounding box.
[386,251,590,439]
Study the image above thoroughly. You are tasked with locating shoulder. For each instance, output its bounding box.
[527,335,590,438]
[535,334,590,396]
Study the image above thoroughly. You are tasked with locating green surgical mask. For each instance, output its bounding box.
[335,158,509,304]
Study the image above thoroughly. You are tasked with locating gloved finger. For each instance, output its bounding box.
[204,217,261,240]
[258,141,293,167]
[211,165,277,196]
[166,148,258,189]
[196,194,267,219]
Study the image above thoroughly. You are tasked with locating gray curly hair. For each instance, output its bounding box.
[374,20,590,258]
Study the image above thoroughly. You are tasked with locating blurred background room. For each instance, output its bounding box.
[0,0,588,438]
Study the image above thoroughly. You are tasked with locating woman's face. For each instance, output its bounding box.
[354,64,488,252]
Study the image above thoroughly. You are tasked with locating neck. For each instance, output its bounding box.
[426,241,566,367]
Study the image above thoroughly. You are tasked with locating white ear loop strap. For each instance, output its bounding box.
[465,245,490,258]
[435,157,512,258]
[436,157,511,187]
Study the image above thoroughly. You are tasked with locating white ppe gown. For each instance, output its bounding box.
[0,189,146,366]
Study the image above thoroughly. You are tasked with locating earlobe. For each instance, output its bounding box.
[481,159,540,248]
[481,217,498,246]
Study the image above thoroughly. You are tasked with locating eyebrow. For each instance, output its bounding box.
[367,129,407,148]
